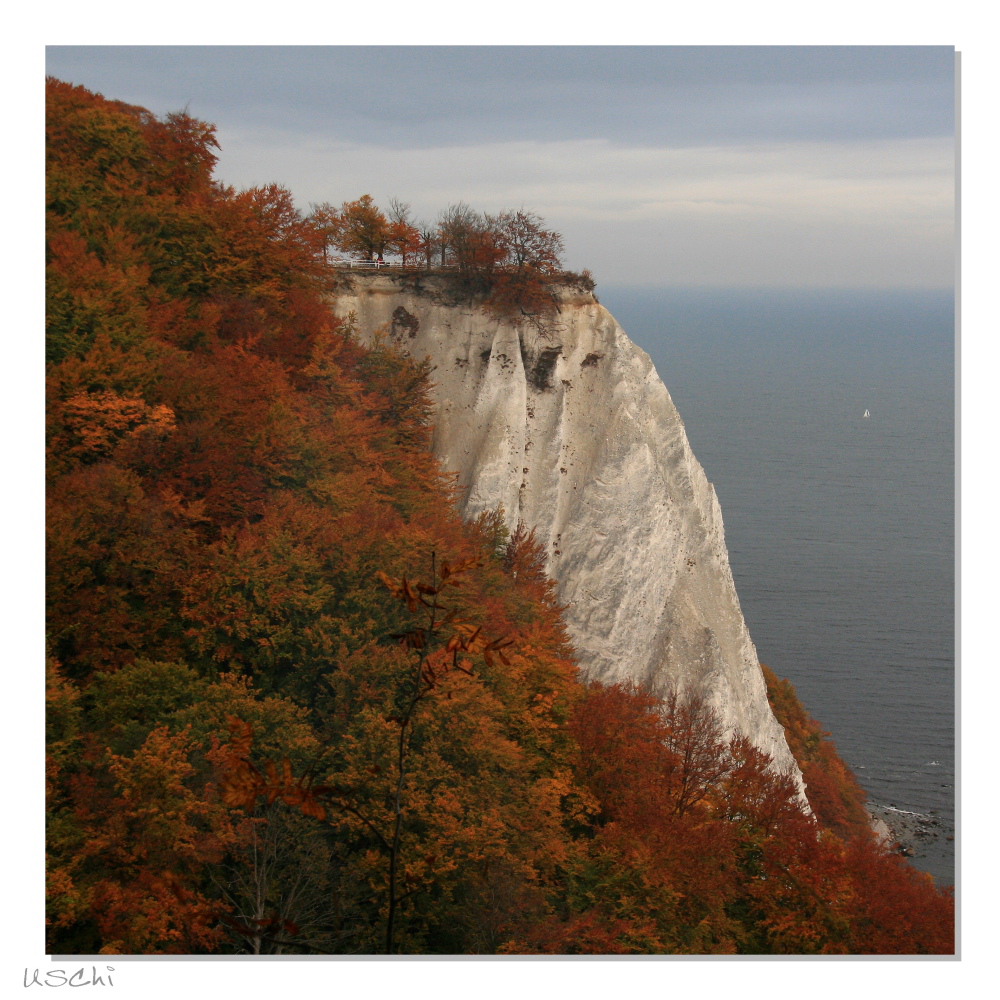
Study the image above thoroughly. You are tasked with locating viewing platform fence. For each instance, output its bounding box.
[329,259,458,271]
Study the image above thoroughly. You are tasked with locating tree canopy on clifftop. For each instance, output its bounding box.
[311,193,590,319]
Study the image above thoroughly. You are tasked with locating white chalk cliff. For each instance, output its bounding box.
[333,273,801,784]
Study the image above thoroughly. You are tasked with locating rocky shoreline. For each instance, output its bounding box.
[868,802,954,876]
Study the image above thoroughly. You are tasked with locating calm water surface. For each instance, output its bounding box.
[599,285,956,886]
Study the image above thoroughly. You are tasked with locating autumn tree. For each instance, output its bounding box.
[416,218,440,268]
[560,683,732,952]
[658,691,733,817]
[494,209,565,275]
[313,194,391,261]
[386,198,423,265]
[761,664,872,839]
[435,202,485,271]
[219,551,589,954]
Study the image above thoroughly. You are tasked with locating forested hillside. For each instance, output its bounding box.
[45,77,954,955]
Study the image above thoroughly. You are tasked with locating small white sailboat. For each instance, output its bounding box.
[863,409,870,419]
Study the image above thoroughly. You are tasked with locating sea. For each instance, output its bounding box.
[598,285,956,888]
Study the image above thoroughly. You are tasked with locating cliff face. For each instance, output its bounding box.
[333,273,801,782]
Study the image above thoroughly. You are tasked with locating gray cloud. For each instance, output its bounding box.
[46,45,954,147]
[44,45,956,288]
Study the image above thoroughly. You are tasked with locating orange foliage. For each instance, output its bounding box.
[72,726,237,953]
[45,77,954,956]
[761,664,874,840]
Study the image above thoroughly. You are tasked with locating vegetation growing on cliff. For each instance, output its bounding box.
[311,193,594,320]
[761,664,874,840]
[45,78,952,955]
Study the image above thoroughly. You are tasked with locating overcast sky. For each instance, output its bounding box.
[46,45,954,289]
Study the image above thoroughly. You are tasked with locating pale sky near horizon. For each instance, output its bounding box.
[45,45,956,290]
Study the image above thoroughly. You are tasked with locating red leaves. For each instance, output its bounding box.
[377,557,483,607]
[219,719,327,822]
[379,558,511,678]
[481,635,515,670]
[377,571,424,613]
[761,664,877,841]
[564,680,954,954]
